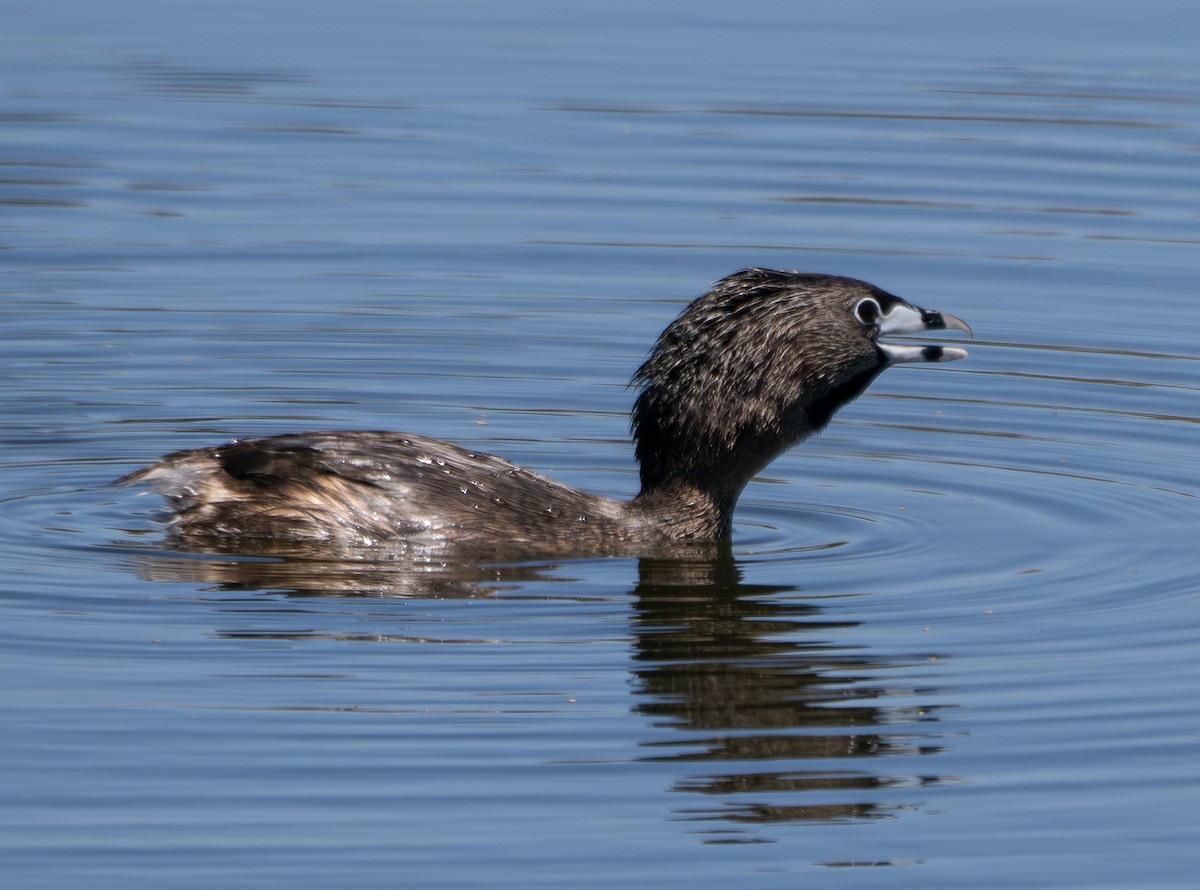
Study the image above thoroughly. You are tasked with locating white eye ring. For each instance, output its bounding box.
[854,297,882,327]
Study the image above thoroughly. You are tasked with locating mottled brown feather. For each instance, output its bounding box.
[120,269,968,557]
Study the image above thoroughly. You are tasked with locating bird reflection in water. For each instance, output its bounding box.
[630,554,955,834]
[122,543,958,834]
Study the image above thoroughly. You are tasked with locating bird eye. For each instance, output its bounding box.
[854,297,881,327]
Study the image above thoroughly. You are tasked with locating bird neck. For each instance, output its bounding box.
[630,419,792,540]
[629,481,734,540]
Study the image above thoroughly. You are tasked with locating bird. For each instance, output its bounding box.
[120,268,970,558]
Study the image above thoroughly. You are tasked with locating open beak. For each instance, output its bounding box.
[877,303,972,364]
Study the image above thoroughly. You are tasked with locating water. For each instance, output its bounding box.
[3,1,1199,887]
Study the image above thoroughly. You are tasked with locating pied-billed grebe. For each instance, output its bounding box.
[121,269,970,555]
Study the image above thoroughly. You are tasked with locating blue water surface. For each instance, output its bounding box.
[2,1,1198,888]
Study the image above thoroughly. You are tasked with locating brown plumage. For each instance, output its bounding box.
[120,269,970,557]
